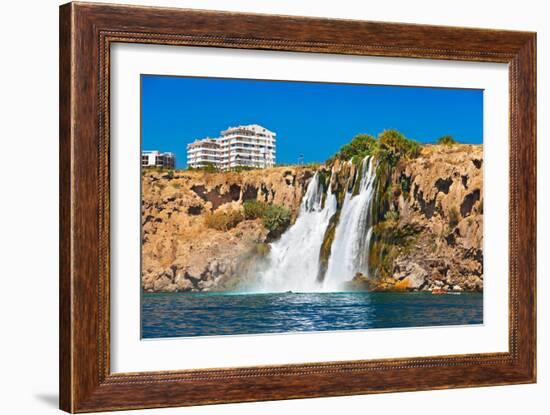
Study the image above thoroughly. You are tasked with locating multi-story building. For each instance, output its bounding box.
[141,150,176,169]
[186,138,223,169]
[186,124,276,170]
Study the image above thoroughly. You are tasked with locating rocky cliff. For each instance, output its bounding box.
[141,166,315,292]
[142,144,483,293]
[355,144,483,292]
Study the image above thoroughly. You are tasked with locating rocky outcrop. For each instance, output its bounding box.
[361,144,483,292]
[141,166,316,292]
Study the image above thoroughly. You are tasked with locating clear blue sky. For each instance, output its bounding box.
[141,75,483,169]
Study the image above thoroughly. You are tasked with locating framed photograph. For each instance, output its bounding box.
[59,2,536,412]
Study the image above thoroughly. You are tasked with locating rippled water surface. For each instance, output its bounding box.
[141,292,483,338]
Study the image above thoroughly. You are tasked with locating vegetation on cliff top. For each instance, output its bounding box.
[437,135,457,146]
[332,130,422,233]
[330,129,421,166]
[319,129,424,282]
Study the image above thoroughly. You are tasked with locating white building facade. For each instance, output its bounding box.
[141,150,176,169]
[186,138,223,169]
[187,124,276,170]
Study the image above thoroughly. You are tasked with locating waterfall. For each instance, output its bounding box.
[250,156,377,293]
[322,156,377,290]
[254,172,337,292]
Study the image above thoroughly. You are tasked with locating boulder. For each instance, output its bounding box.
[174,271,194,291]
[394,262,428,290]
[153,275,173,291]
[406,264,428,288]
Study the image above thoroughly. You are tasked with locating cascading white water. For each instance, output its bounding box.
[249,157,377,293]
[322,156,377,290]
[254,172,337,292]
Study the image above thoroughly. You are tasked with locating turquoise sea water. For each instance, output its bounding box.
[141,291,483,338]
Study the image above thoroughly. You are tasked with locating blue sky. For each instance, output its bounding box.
[141,75,483,169]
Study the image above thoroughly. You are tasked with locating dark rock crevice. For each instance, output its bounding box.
[260,184,270,202]
[191,184,242,209]
[187,205,203,215]
[435,177,453,194]
[417,190,436,219]
[460,189,480,217]
[241,185,258,201]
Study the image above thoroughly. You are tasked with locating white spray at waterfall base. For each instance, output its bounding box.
[253,173,337,292]
[252,156,378,293]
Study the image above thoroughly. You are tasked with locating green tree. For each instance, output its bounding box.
[331,130,421,164]
[378,129,421,161]
[335,134,377,161]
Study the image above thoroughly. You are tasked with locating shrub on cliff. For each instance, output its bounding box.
[262,204,291,235]
[188,163,219,173]
[243,200,268,219]
[205,209,244,231]
[437,135,457,146]
[244,200,291,235]
[232,166,257,172]
[369,218,422,279]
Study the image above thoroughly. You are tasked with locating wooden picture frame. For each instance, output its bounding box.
[59,2,536,412]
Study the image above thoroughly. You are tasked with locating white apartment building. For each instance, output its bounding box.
[186,138,223,168]
[187,124,276,170]
[141,150,176,169]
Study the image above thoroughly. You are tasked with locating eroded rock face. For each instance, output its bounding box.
[366,144,484,292]
[141,166,315,292]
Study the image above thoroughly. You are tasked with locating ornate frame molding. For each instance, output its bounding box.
[60,2,536,412]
